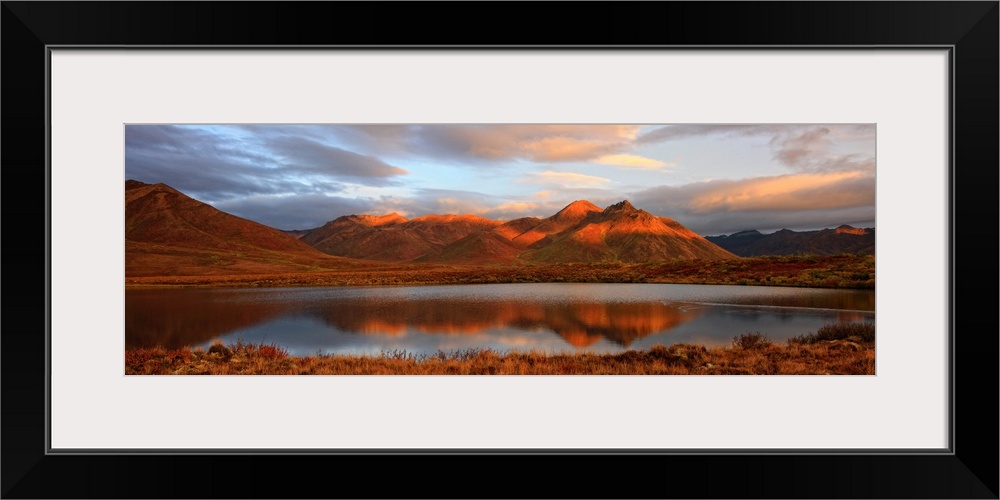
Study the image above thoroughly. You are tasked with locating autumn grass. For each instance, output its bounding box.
[125,254,875,289]
[790,321,876,344]
[125,323,875,375]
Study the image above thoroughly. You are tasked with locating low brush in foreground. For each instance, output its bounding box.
[126,323,875,375]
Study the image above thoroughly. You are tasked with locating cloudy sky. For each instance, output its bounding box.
[124,124,875,235]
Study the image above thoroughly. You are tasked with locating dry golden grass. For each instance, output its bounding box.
[125,324,875,375]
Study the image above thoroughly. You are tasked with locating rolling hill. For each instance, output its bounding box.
[125,180,358,276]
[300,212,501,261]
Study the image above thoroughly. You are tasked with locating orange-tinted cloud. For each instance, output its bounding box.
[418,124,642,163]
[631,170,875,234]
[593,154,671,169]
[521,137,619,162]
[431,196,490,215]
[518,171,612,188]
[689,171,872,213]
[490,201,539,213]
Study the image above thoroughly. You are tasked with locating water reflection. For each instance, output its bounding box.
[125,289,290,349]
[125,283,875,356]
[126,292,700,350]
[306,298,698,347]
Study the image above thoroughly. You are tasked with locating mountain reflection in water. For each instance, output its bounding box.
[126,283,874,356]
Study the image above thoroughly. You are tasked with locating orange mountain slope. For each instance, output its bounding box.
[304,198,736,264]
[125,180,359,277]
[510,200,603,247]
[300,211,501,261]
[519,200,737,263]
[417,201,605,264]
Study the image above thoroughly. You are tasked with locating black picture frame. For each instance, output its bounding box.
[3,2,997,498]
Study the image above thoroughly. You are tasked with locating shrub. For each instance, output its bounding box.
[207,340,233,358]
[732,332,773,349]
[255,344,289,360]
[790,322,875,344]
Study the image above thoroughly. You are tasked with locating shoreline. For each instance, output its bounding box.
[125,324,876,376]
[125,255,875,290]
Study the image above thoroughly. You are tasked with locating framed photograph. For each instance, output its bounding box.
[4,2,996,498]
[122,121,878,376]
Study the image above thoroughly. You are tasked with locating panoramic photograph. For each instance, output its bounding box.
[124,124,876,375]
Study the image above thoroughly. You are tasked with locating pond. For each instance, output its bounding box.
[125,283,875,356]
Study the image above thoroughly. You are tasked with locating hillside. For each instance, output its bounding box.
[300,212,500,261]
[519,200,737,263]
[416,200,603,264]
[125,180,357,276]
[510,200,603,247]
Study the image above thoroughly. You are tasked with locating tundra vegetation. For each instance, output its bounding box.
[126,254,875,289]
[125,322,875,375]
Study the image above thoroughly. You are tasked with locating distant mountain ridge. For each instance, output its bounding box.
[705,225,875,257]
[303,198,736,263]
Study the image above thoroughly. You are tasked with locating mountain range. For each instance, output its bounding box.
[125,179,873,277]
[295,198,736,264]
[706,226,875,257]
